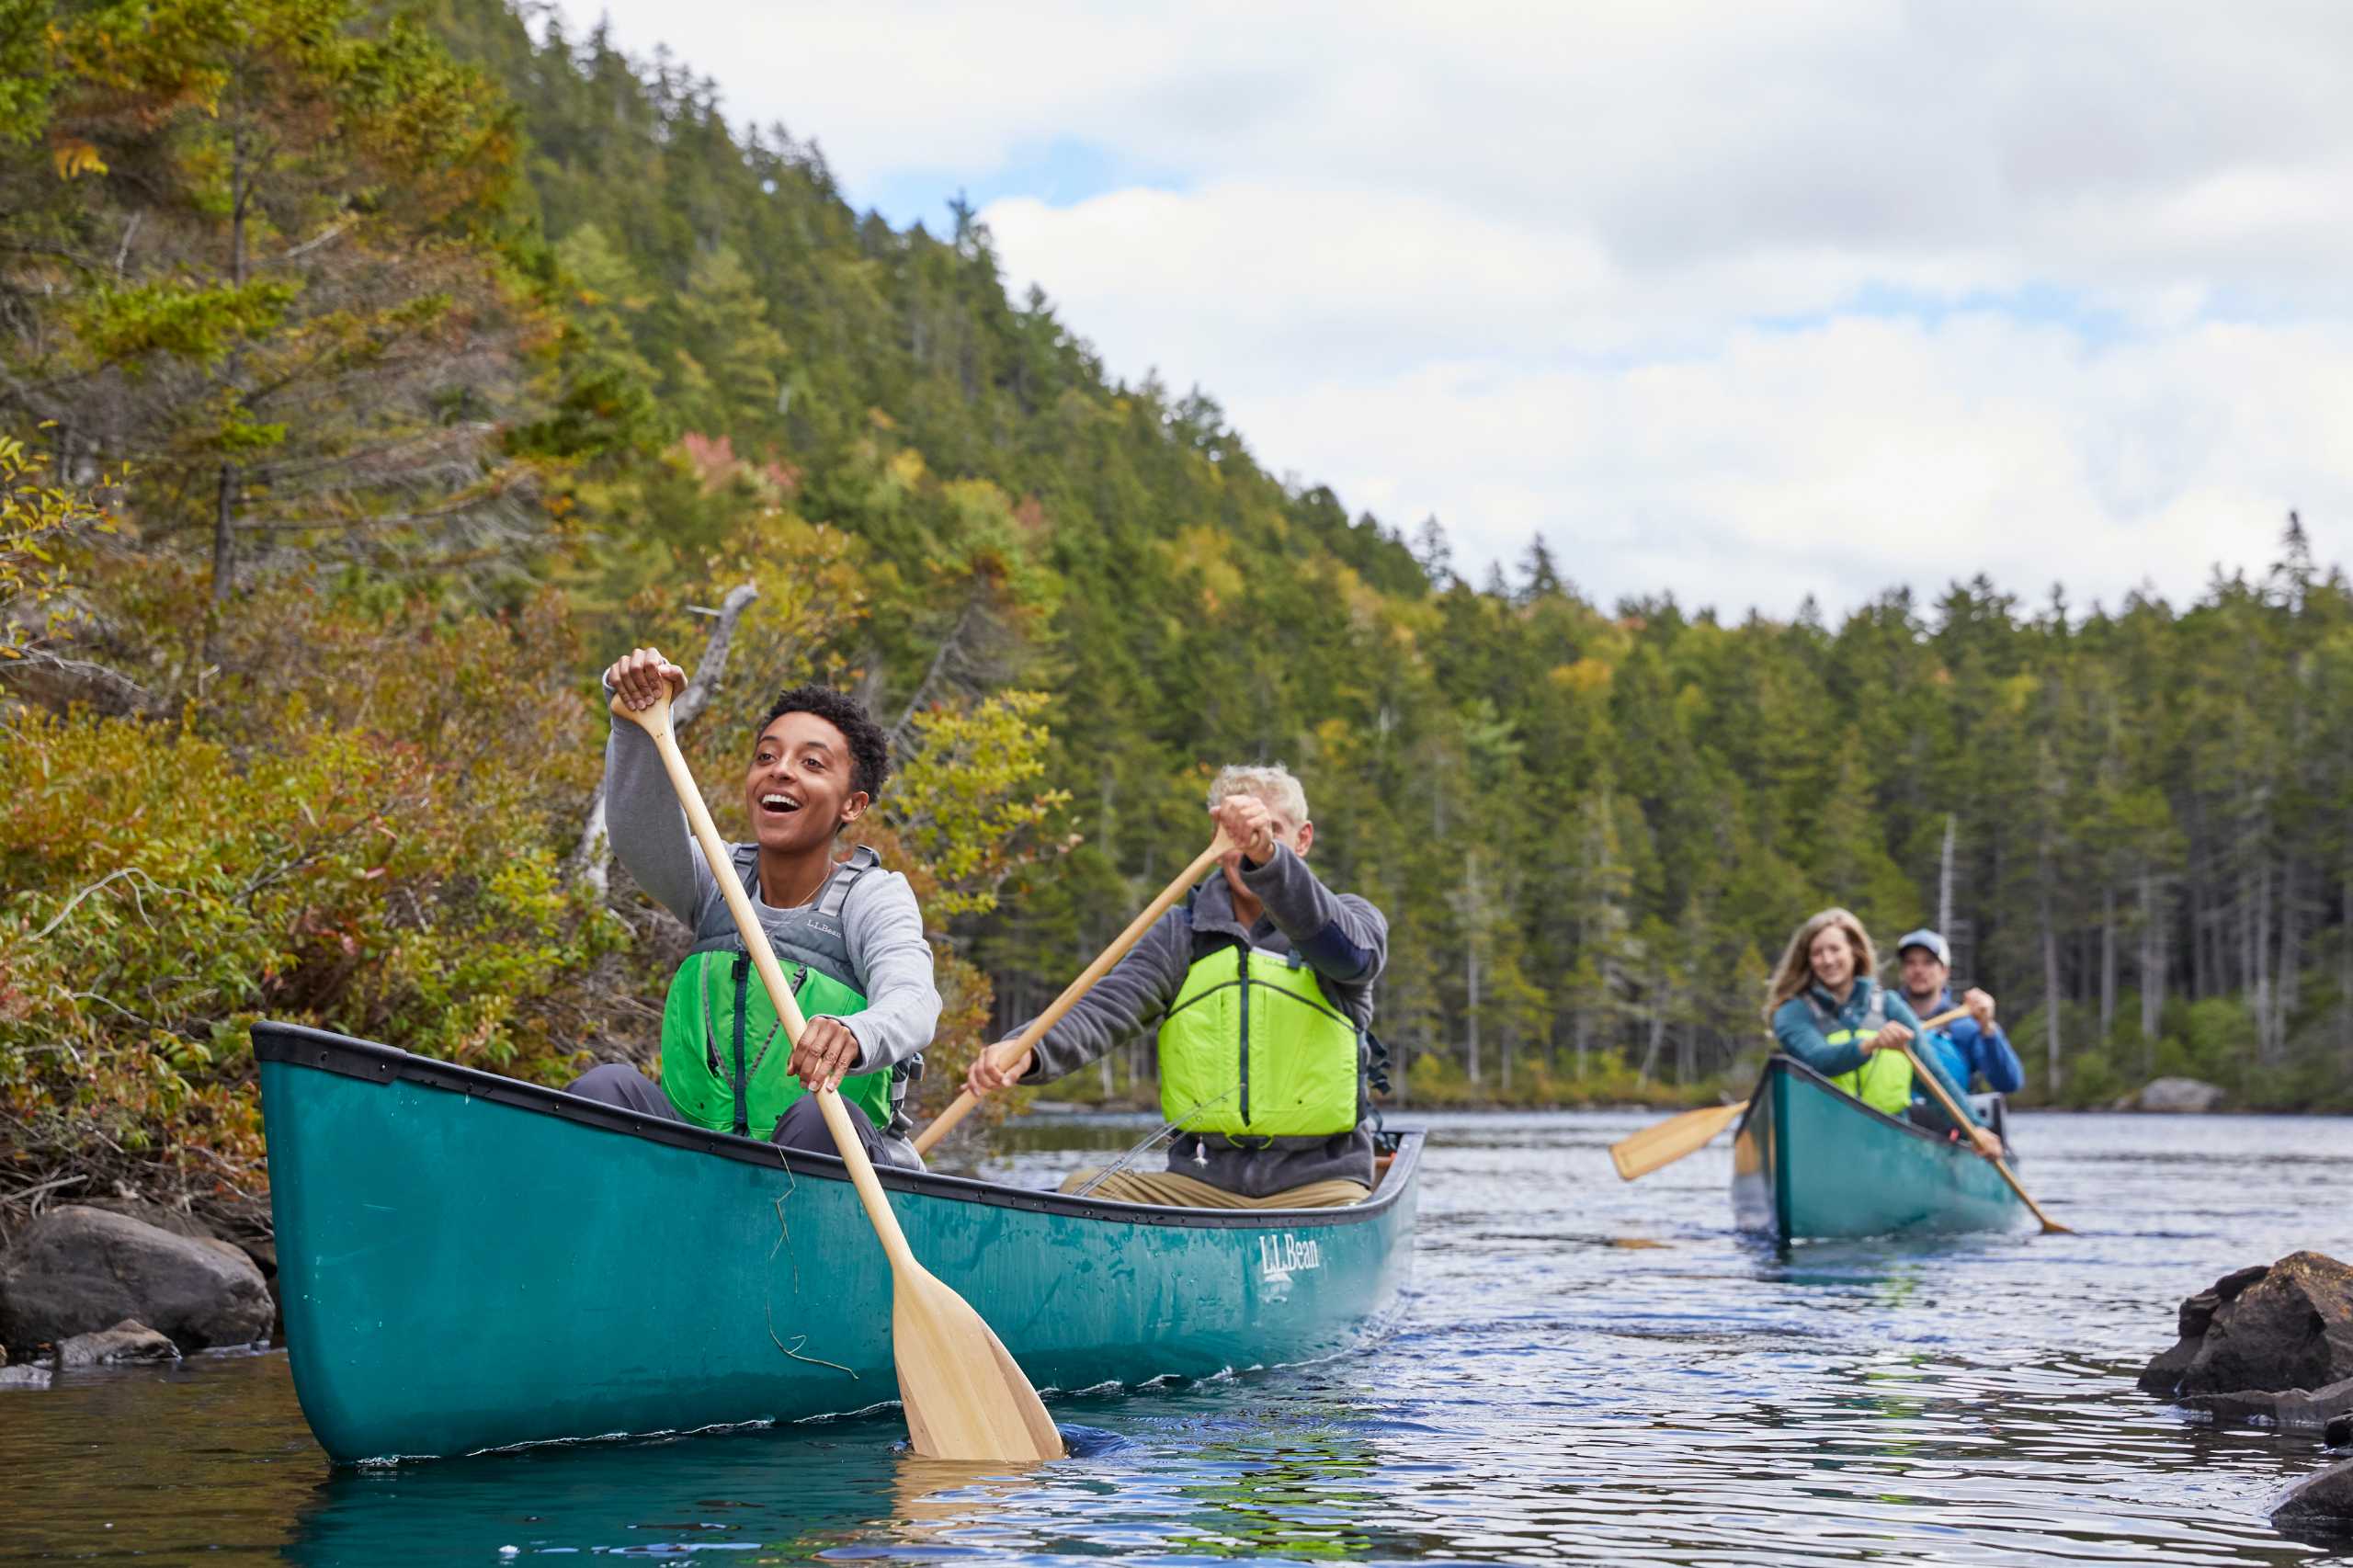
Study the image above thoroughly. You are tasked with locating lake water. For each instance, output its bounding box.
[5,1110,2351,1564]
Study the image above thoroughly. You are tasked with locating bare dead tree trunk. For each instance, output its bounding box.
[2100,886,2118,1043]
[0,651,163,718]
[2040,858,2063,1095]
[2342,840,2352,1066]
[2250,861,2275,1063]
[572,582,758,897]
[2277,855,2302,1057]
[2139,860,2163,1061]
[204,125,254,669]
[1938,813,1957,935]
[1463,897,1482,1089]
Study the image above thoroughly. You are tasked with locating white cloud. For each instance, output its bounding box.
[561,0,2353,614]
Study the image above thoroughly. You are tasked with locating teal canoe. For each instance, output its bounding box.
[253,1022,1421,1463]
[1730,1055,2028,1242]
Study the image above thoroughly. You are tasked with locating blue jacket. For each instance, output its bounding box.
[1910,989,2025,1096]
[1769,979,1978,1124]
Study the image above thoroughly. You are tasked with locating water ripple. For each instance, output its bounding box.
[3,1111,2350,1564]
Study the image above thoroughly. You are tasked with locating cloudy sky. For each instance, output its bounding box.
[563,1,2353,619]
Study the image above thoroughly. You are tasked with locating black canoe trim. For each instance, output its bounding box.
[251,1021,1420,1233]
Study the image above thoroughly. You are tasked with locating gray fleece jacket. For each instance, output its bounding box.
[603,710,942,1075]
[1014,845,1389,1198]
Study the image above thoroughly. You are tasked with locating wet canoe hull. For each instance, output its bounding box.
[255,1023,1420,1462]
[1731,1055,2027,1241]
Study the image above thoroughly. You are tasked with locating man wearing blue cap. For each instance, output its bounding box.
[1894,928,2025,1098]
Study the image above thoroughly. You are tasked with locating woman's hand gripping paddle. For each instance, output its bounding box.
[610,682,1063,1461]
[1897,1033,2072,1235]
[912,832,1235,1158]
[1608,1006,1971,1181]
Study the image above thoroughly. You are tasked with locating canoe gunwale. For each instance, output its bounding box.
[253,1020,1421,1233]
[1735,1052,1970,1148]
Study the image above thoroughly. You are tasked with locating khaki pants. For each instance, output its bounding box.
[1058,1167,1370,1210]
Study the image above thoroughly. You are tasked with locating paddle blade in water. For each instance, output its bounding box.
[1609,1102,1746,1181]
[892,1266,1064,1462]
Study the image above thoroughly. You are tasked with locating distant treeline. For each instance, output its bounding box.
[1,0,2344,1227]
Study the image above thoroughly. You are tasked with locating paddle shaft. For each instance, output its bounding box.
[610,689,921,1276]
[1896,1028,2071,1234]
[911,832,1235,1156]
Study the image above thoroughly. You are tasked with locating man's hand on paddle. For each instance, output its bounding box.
[606,645,686,711]
[1966,1123,2004,1159]
[790,1017,863,1095]
[964,1040,1034,1100]
[1209,793,1279,864]
[1962,986,1997,1030]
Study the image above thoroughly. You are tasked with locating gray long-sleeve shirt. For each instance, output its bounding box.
[603,710,941,1074]
[1016,843,1390,1198]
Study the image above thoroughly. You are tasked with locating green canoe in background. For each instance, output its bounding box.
[1731,1055,2028,1242]
[254,1022,1421,1463]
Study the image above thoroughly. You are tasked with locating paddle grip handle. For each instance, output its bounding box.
[611,689,921,1272]
[911,832,1235,1156]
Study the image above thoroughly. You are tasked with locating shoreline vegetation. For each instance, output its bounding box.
[5,0,2352,1247]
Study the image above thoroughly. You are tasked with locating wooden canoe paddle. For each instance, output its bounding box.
[611,682,1063,1462]
[912,831,1235,1158]
[1608,1005,1969,1181]
[1899,1036,2072,1234]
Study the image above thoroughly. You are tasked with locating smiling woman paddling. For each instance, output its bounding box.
[1764,906,1998,1157]
[564,645,941,1169]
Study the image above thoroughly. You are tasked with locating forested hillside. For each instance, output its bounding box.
[4,0,2347,1227]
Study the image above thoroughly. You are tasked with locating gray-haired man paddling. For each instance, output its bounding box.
[967,764,1389,1209]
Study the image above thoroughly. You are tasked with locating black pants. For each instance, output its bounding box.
[565,1063,920,1169]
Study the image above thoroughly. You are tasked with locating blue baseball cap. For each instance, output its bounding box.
[1895,928,1950,965]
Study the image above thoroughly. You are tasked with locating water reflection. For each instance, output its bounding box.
[282,1416,1053,1562]
[7,1111,2353,1565]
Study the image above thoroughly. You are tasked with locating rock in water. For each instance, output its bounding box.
[2180,1376,2353,1432]
[0,1364,51,1389]
[2275,1459,2353,1537]
[0,1206,272,1356]
[54,1319,181,1369]
[2133,1076,2225,1113]
[2141,1253,2353,1398]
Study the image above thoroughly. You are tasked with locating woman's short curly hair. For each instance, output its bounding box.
[759,685,891,802]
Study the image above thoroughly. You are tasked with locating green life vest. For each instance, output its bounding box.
[1156,912,1364,1139]
[657,846,898,1136]
[1810,985,1915,1117]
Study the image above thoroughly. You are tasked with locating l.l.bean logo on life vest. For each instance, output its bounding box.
[1256,1232,1322,1296]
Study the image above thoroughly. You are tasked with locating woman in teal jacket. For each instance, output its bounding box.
[1764,907,1998,1155]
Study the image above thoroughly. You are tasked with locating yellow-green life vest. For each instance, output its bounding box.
[1157,937,1364,1138]
[658,952,892,1134]
[656,844,898,1137]
[1812,987,1915,1117]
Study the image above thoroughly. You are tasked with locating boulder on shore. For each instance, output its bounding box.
[2275,1459,2353,1538]
[2141,1253,2353,1400]
[2128,1077,2226,1113]
[0,1363,50,1389]
[54,1319,180,1369]
[0,1206,272,1357]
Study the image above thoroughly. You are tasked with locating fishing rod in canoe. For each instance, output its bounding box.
[911,831,1236,1158]
[1609,1005,1969,1181]
[1066,1084,1240,1199]
[609,677,1063,1464]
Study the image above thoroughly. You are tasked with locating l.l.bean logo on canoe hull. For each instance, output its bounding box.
[1257,1232,1322,1294]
